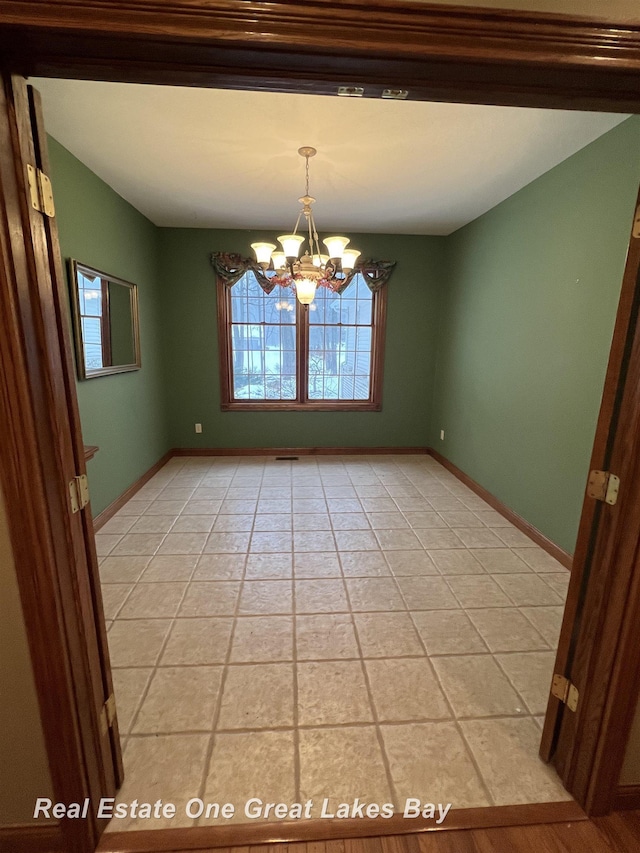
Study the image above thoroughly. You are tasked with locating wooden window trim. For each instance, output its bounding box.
[216,273,387,411]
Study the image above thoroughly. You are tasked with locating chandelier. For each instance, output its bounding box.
[251,146,361,305]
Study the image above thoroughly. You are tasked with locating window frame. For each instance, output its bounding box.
[216,272,388,411]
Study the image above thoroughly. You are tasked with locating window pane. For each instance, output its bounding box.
[306,274,373,401]
[229,272,296,401]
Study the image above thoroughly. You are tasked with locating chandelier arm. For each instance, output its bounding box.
[291,210,303,237]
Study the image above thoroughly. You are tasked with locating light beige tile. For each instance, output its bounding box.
[158,487,196,501]
[296,613,359,660]
[257,499,291,514]
[381,722,489,807]
[367,512,409,529]
[345,577,404,611]
[194,554,245,580]
[204,532,252,553]
[454,528,506,548]
[375,529,423,551]
[403,511,448,528]
[155,533,208,555]
[468,608,549,653]
[366,658,450,722]
[133,666,222,733]
[250,531,293,553]
[495,528,539,548]
[299,726,392,803]
[172,515,215,533]
[325,485,357,498]
[360,497,396,512]
[460,717,572,805]
[433,654,528,717]
[473,510,513,527]
[100,557,151,584]
[512,548,566,573]
[520,606,565,647]
[177,581,240,617]
[202,731,296,824]
[99,516,136,535]
[446,575,513,608]
[298,660,373,725]
[230,616,294,662]
[426,496,467,511]
[113,734,209,829]
[540,573,570,599]
[428,549,484,575]
[111,668,153,733]
[294,513,332,531]
[331,513,370,530]
[218,663,294,729]
[327,498,363,513]
[184,499,223,515]
[355,612,424,657]
[496,651,556,714]
[295,579,348,613]
[160,618,233,665]
[439,511,484,528]
[129,516,177,534]
[239,580,293,615]
[116,499,151,516]
[415,529,464,549]
[412,610,487,655]
[143,500,187,516]
[384,550,439,577]
[101,584,133,619]
[471,549,532,573]
[334,530,380,551]
[245,553,293,579]
[253,514,293,532]
[95,534,124,557]
[294,552,341,578]
[397,576,460,610]
[494,574,563,606]
[338,552,389,577]
[293,531,336,552]
[294,499,327,513]
[118,583,187,619]
[213,514,255,532]
[140,555,198,582]
[108,619,172,667]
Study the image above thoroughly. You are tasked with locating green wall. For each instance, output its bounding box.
[158,229,445,449]
[430,117,640,553]
[49,138,171,515]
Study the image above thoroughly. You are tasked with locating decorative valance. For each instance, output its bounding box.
[211,252,396,294]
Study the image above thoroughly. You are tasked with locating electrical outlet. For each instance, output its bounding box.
[440,430,445,441]
[195,423,202,434]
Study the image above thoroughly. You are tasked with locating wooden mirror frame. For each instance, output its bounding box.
[68,259,141,380]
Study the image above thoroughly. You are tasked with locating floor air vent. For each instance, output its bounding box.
[275,456,299,461]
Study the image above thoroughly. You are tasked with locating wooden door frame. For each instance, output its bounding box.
[1,3,640,848]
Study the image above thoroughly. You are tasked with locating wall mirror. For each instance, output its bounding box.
[69,260,141,379]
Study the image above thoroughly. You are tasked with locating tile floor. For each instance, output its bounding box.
[98,454,572,832]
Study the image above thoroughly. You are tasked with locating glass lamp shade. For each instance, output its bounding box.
[323,235,350,260]
[278,234,305,259]
[295,277,318,305]
[271,251,287,271]
[251,242,276,267]
[312,253,330,268]
[341,248,361,272]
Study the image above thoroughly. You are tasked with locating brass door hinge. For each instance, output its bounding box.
[587,470,620,505]
[69,474,90,513]
[27,164,55,217]
[551,674,579,712]
[100,693,116,736]
[633,203,640,238]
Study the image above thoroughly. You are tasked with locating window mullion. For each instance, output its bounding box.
[297,299,309,404]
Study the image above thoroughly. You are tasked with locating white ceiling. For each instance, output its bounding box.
[408,1,640,20]
[35,78,627,235]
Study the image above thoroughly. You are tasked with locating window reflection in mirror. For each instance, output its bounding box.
[69,261,141,379]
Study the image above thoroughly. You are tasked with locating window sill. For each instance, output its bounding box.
[221,401,382,412]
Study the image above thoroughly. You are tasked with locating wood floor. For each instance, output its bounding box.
[158,810,640,853]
